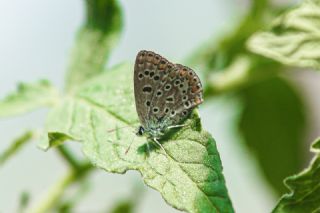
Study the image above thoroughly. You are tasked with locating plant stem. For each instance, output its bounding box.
[0,131,34,166]
[28,169,76,213]
[28,144,93,213]
[28,163,93,213]
[57,145,81,170]
[65,0,122,92]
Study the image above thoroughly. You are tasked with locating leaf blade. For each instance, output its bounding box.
[0,80,58,118]
[42,63,234,213]
[247,0,320,70]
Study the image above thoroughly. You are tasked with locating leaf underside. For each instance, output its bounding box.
[41,63,234,213]
[247,0,320,70]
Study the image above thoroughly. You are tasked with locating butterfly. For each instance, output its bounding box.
[132,50,203,153]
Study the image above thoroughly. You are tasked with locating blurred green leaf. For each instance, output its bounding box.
[248,0,320,70]
[189,0,287,100]
[273,138,320,212]
[189,0,271,72]
[239,76,306,194]
[0,131,34,166]
[203,55,281,97]
[0,80,58,118]
[66,0,122,92]
[40,63,234,213]
[109,185,143,213]
[110,200,134,213]
[18,191,30,213]
[56,180,90,213]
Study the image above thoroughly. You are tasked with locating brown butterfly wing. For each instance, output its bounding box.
[134,50,203,130]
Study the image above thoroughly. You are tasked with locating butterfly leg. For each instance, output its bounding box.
[167,124,187,129]
[153,138,168,156]
[146,142,151,156]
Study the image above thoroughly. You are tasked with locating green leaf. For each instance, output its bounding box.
[239,76,306,195]
[56,180,90,213]
[109,185,143,213]
[18,191,31,213]
[188,0,272,72]
[110,200,134,213]
[41,63,234,213]
[65,0,123,91]
[247,0,320,70]
[0,80,58,118]
[273,138,320,213]
[38,132,74,151]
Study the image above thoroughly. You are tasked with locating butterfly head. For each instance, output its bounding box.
[136,126,145,136]
[136,125,165,140]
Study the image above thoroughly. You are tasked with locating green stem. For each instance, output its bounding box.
[65,0,122,92]
[29,144,93,213]
[29,163,93,213]
[0,131,34,166]
[57,146,81,170]
[28,169,76,213]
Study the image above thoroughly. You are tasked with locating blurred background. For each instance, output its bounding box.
[0,0,320,212]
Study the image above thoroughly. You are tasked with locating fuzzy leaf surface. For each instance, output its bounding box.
[41,63,234,213]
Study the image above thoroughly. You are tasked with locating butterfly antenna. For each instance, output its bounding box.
[107,125,132,133]
[125,135,136,154]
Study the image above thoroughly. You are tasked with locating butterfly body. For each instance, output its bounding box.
[134,50,203,142]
